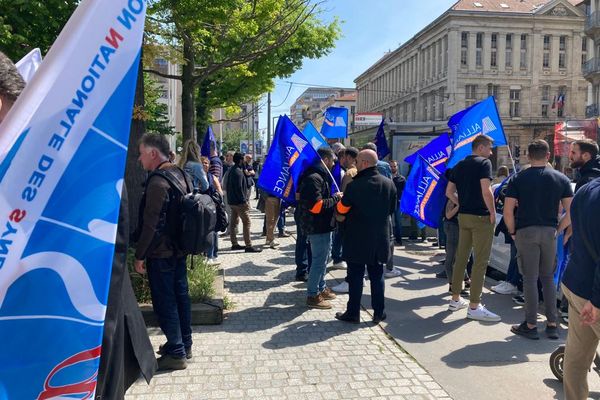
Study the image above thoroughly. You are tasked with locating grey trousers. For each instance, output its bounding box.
[515,226,557,326]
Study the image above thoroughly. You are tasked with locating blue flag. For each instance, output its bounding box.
[0,0,146,398]
[400,155,448,228]
[201,125,217,157]
[320,107,348,139]
[447,96,507,168]
[404,133,452,174]
[373,119,390,160]
[258,115,320,204]
[330,159,342,194]
[303,121,328,150]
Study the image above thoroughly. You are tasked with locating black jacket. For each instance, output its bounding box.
[337,167,397,264]
[225,164,248,205]
[298,163,341,235]
[392,174,406,197]
[575,156,600,193]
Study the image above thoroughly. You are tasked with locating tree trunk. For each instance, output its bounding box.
[125,54,148,237]
[181,36,196,144]
[195,81,210,144]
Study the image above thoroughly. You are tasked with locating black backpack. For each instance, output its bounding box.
[150,167,217,255]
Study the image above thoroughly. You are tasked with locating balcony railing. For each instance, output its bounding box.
[583,57,600,76]
[586,104,599,118]
[586,11,600,32]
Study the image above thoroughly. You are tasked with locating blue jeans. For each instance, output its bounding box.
[207,232,219,258]
[294,209,311,276]
[507,241,522,290]
[146,257,192,359]
[331,227,343,264]
[307,232,332,297]
[347,262,385,318]
[393,208,403,243]
[278,207,286,233]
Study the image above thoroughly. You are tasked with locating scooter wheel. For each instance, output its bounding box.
[550,345,565,382]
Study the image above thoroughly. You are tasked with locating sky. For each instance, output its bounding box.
[258,0,459,133]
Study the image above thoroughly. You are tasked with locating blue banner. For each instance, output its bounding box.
[331,159,342,194]
[0,0,146,398]
[320,107,348,139]
[400,155,448,228]
[447,96,507,168]
[302,121,328,150]
[404,133,452,174]
[373,119,390,160]
[258,115,320,204]
[201,125,217,157]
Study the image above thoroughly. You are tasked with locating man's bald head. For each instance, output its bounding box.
[357,149,378,171]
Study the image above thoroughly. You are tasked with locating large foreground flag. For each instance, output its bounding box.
[258,115,320,204]
[404,133,452,174]
[400,155,448,228]
[201,125,217,157]
[0,1,146,398]
[302,121,328,150]
[447,96,507,168]
[16,48,43,83]
[320,107,348,139]
[373,119,390,160]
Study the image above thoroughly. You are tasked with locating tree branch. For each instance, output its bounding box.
[143,68,182,81]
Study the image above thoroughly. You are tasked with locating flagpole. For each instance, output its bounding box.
[490,96,517,172]
[320,159,341,193]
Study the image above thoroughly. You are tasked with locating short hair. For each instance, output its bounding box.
[527,139,550,160]
[138,133,170,158]
[331,142,345,155]
[178,139,201,168]
[0,51,25,102]
[472,134,494,150]
[497,165,509,177]
[317,146,335,161]
[345,146,359,159]
[573,139,599,159]
[233,152,244,164]
[362,142,377,152]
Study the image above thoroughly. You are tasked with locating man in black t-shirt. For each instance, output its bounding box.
[446,134,500,322]
[504,139,573,340]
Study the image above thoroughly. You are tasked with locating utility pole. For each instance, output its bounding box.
[267,92,272,151]
[251,102,256,158]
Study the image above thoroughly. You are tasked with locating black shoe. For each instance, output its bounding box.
[395,240,403,246]
[511,321,539,340]
[335,311,360,324]
[278,231,291,238]
[435,270,447,279]
[464,279,471,289]
[512,294,525,305]
[295,273,308,282]
[546,324,559,340]
[245,246,262,253]
[231,244,245,251]
[157,354,188,371]
[373,313,387,324]
[158,344,193,359]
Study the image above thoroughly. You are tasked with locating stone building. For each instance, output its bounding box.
[289,87,356,130]
[354,0,588,169]
[583,0,600,116]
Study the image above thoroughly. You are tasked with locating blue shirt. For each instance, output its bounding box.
[562,178,600,307]
[184,161,209,192]
[376,160,392,179]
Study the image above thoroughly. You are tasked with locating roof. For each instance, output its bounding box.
[451,0,582,13]
[336,93,357,102]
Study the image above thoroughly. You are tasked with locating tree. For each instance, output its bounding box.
[221,129,250,153]
[0,0,78,60]
[145,0,340,144]
[132,73,178,136]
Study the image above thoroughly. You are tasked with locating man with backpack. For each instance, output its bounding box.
[134,133,193,371]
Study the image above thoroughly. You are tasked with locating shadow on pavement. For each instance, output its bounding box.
[262,319,364,349]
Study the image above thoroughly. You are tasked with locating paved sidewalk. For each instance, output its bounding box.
[126,206,451,400]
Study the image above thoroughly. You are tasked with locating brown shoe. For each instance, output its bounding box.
[321,287,337,300]
[306,294,332,309]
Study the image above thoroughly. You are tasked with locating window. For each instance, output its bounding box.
[520,34,528,70]
[558,86,567,117]
[559,36,567,69]
[582,37,588,66]
[491,33,498,68]
[431,92,436,121]
[438,87,446,119]
[476,33,483,67]
[487,83,499,100]
[542,85,550,101]
[461,32,468,67]
[509,89,520,117]
[505,34,513,68]
[542,104,549,118]
[543,35,551,68]
[403,102,408,122]
[466,84,478,107]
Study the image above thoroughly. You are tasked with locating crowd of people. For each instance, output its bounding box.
[3,48,600,399]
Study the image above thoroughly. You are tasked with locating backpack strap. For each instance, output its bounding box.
[149,166,190,196]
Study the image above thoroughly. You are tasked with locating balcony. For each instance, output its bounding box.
[586,11,600,36]
[583,58,600,79]
[586,104,599,118]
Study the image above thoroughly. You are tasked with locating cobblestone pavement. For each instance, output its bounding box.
[126,206,451,400]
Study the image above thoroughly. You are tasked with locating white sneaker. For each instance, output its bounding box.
[467,304,501,322]
[491,281,518,295]
[266,240,280,249]
[384,268,402,278]
[332,261,347,269]
[207,257,220,265]
[448,297,469,312]
[332,281,349,293]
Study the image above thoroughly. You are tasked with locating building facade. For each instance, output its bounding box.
[354,0,588,168]
[289,87,356,130]
[583,0,600,116]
